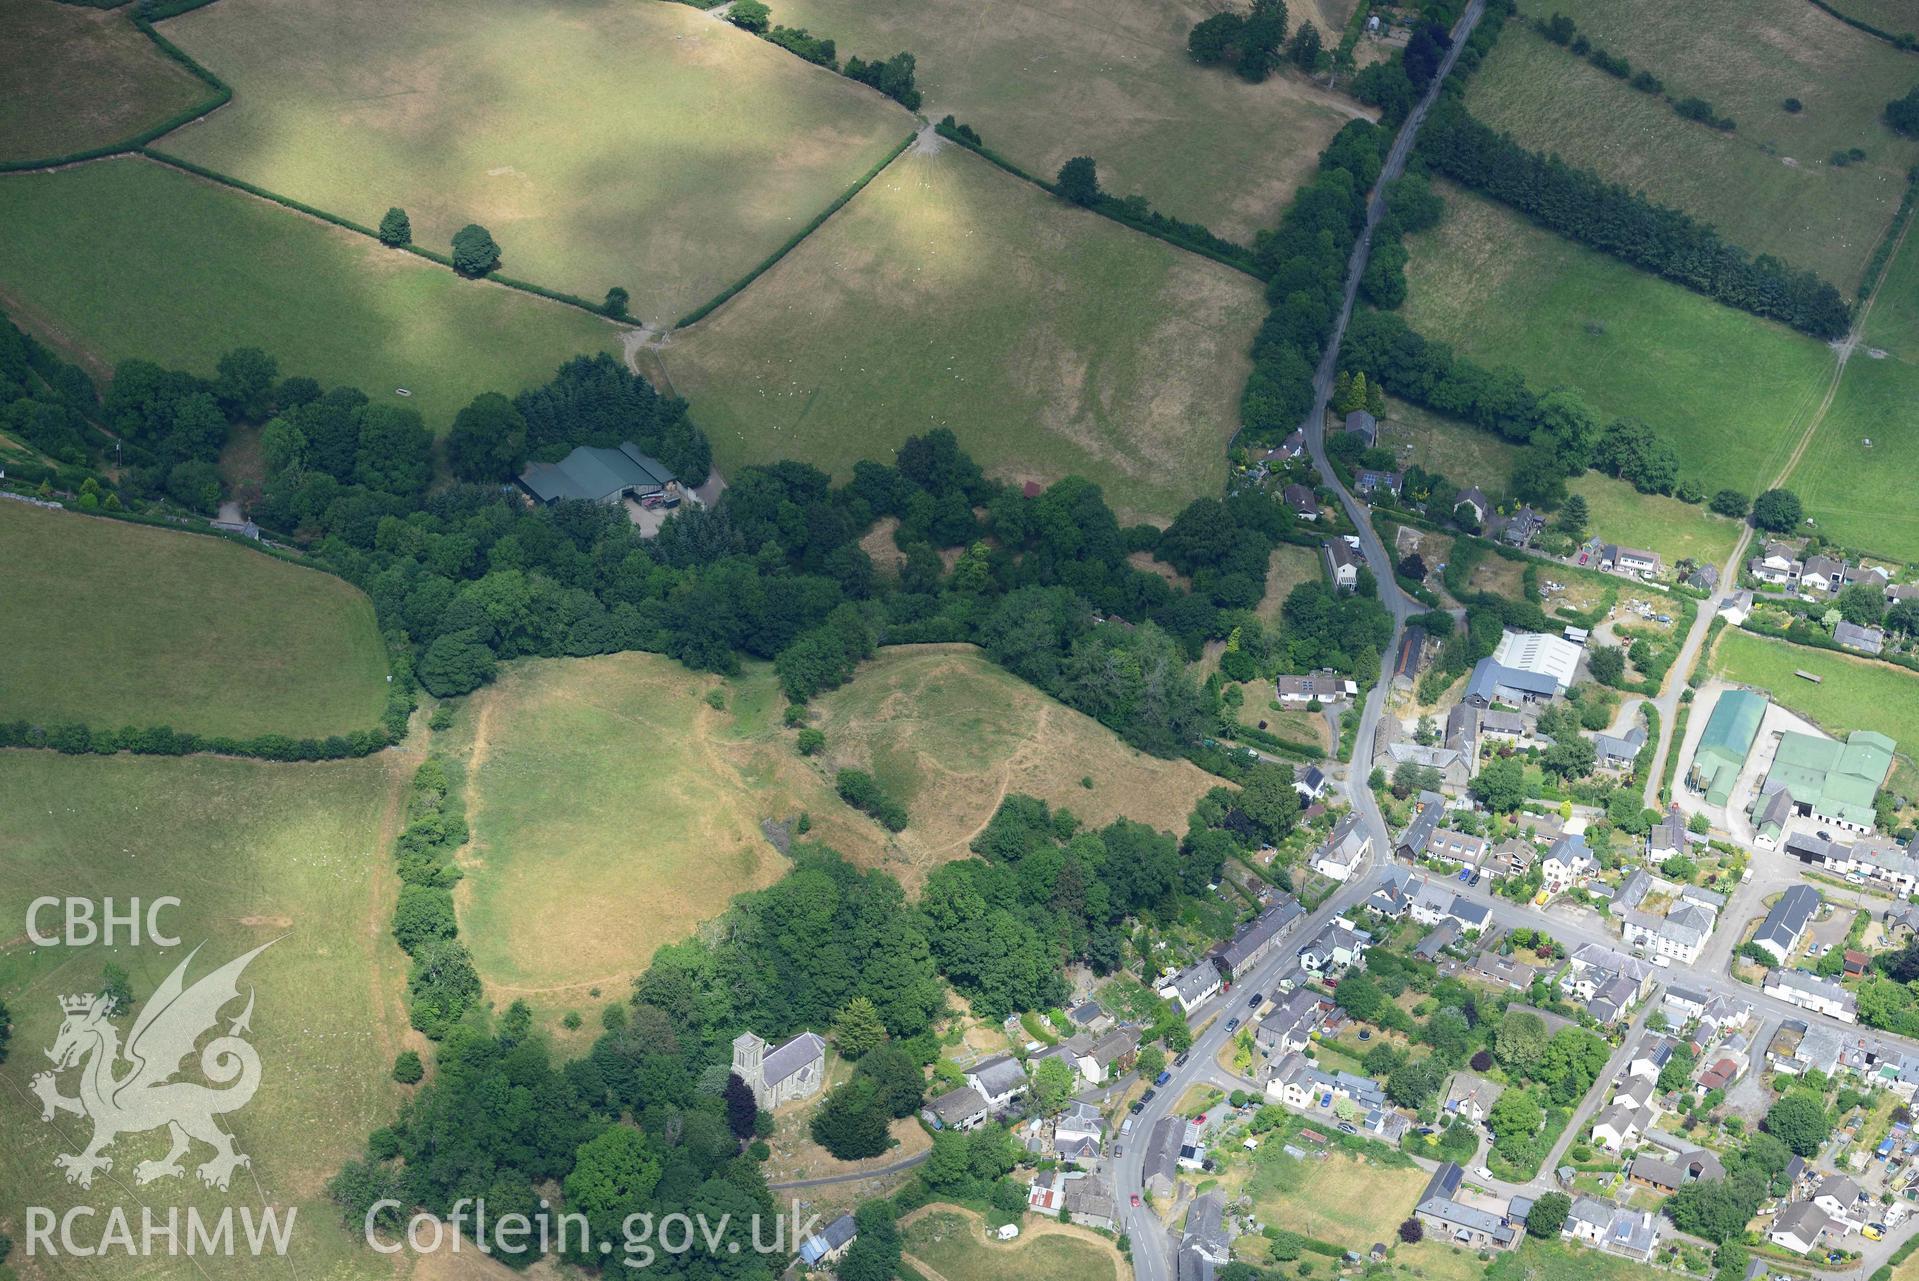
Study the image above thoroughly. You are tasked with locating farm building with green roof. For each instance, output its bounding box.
[1758,729,1896,833]
[1689,689,1768,807]
[518,442,677,506]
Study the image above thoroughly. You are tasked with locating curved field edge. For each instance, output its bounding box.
[0,499,390,739]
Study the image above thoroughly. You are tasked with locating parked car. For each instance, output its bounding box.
[1141,1088,1157,1105]
[1194,1113,1209,1124]
[1320,1092,1333,1108]
[1865,1224,1885,1241]
[1226,1017,1240,1032]
[1474,1166,1496,1183]
[1247,990,1263,1007]
[1469,872,1482,886]
[1130,1099,1144,1114]
[1338,1121,1357,1134]
[1174,1053,1190,1067]
[1130,1194,1143,1208]
[1155,1070,1171,1085]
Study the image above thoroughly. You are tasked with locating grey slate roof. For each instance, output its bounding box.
[1755,885,1820,955]
[762,1031,826,1087]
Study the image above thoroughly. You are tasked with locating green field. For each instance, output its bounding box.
[810,644,1219,882]
[1234,1148,1429,1252]
[761,0,1366,241]
[1383,397,1746,569]
[0,158,617,431]
[1713,628,1919,768]
[0,750,413,1281]
[1790,208,1919,559]
[1487,1239,1667,1281]
[0,499,389,739]
[160,0,912,324]
[1401,186,1837,497]
[0,0,211,164]
[1824,0,1919,37]
[660,143,1265,521]
[903,1208,1120,1281]
[1466,26,1915,289]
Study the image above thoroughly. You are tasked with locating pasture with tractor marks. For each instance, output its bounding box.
[1400,185,1837,498]
[0,158,618,431]
[0,499,390,739]
[659,143,1265,522]
[807,644,1221,886]
[0,0,211,164]
[0,750,415,1281]
[761,0,1367,241]
[1470,0,1919,288]
[158,0,913,323]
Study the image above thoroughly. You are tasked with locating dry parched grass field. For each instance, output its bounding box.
[1470,0,1919,289]
[0,499,391,739]
[0,0,210,163]
[662,143,1265,522]
[448,653,815,1002]
[810,645,1221,881]
[0,750,417,1281]
[763,0,1367,241]
[902,1206,1122,1281]
[159,0,912,323]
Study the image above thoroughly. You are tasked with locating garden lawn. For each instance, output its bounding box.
[1401,186,1837,498]
[1257,543,1325,622]
[903,1207,1120,1281]
[159,0,912,324]
[809,644,1220,886]
[660,143,1265,522]
[1791,210,1919,560]
[762,0,1367,242]
[0,0,212,164]
[1487,1238,1669,1281]
[0,157,617,431]
[1467,16,1919,290]
[0,750,416,1281]
[1240,1146,1429,1251]
[0,500,389,739]
[1712,628,1919,780]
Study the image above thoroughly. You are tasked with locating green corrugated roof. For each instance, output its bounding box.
[1764,729,1896,829]
[1692,690,1767,805]
[519,443,675,503]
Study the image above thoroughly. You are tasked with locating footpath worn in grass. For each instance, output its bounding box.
[161,0,911,324]
[0,0,210,163]
[809,644,1220,884]
[1792,212,1919,560]
[0,157,616,430]
[662,144,1264,522]
[0,500,389,738]
[1713,628,1919,759]
[764,0,1365,242]
[450,654,812,1003]
[1401,186,1837,497]
[1465,27,1913,289]
[0,750,414,1281]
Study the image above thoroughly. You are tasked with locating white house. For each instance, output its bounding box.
[1767,1202,1830,1254]
[1311,813,1372,882]
[965,1055,1031,1110]
[1541,835,1597,894]
[1160,962,1223,1014]
[1764,969,1858,1024]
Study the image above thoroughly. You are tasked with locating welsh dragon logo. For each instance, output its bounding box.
[31,941,272,1192]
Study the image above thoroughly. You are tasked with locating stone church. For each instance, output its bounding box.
[732,1029,827,1110]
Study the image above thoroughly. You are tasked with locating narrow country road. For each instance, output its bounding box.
[1116,6,1487,1280]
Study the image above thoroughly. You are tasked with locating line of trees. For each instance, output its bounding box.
[1417,101,1851,339]
[728,0,920,108]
